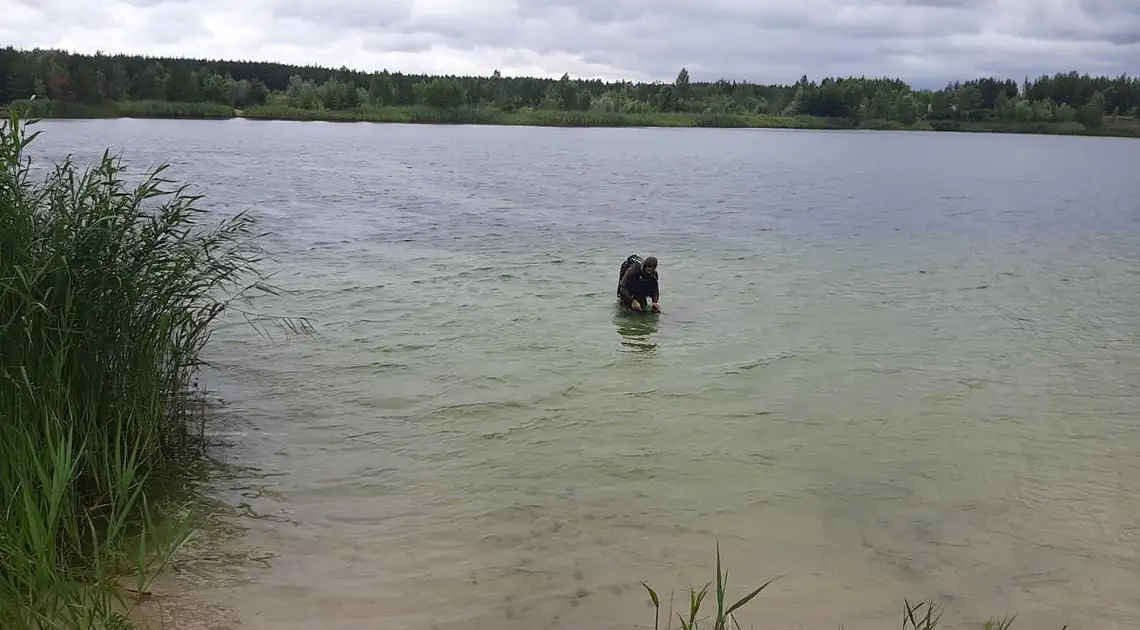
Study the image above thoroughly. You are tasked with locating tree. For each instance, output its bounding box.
[674,67,691,103]
[894,94,919,125]
[927,91,953,120]
[41,55,72,101]
[1056,103,1077,123]
[418,78,465,108]
[0,45,1137,132]
[1032,100,1055,122]
[5,54,37,101]
[248,78,269,106]
[368,73,394,106]
[46,76,73,102]
[106,63,130,100]
[164,66,200,102]
[0,46,17,103]
[285,75,319,108]
[547,73,585,110]
[319,78,358,109]
[71,63,103,104]
[1079,90,1105,129]
[1014,100,1035,121]
[863,89,894,120]
[994,91,1010,119]
[954,85,982,116]
[133,63,165,100]
[656,85,678,112]
[200,72,227,103]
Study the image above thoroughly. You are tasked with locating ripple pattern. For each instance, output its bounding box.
[28,120,1140,630]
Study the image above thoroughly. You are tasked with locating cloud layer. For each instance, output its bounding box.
[3,0,1138,85]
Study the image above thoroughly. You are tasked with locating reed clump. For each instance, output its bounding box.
[0,110,306,629]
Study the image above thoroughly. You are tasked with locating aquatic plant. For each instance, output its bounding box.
[640,545,1064,630]
[640,543,775,630]
[0,109,308,629]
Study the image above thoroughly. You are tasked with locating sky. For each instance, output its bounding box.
[2,0,1138,86]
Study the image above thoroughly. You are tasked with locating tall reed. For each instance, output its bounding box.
[0,110,306,629]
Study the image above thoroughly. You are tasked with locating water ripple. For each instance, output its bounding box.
[27,120,1140,630]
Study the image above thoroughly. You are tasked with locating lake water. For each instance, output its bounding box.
[28,119,1140,630]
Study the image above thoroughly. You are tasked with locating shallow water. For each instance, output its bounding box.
[30,119,1140,630]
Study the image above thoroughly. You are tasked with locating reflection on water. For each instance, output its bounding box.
[614,305,659,353]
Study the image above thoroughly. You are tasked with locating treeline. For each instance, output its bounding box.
[2,46,1138,129]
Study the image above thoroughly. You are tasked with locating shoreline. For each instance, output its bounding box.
[7,101,1140,138]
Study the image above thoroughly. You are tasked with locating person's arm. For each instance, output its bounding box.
[618,265,638,300]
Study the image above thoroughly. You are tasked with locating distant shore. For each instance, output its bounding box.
[7,99,1140,138]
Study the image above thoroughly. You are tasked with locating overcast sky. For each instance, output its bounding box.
[3,0,1138,86]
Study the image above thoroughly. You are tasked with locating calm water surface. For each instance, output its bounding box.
[31,119,1140,630]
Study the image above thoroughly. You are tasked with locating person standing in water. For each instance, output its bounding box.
[617,254,660,312]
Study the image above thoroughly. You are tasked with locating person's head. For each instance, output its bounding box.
[642,256,658,277]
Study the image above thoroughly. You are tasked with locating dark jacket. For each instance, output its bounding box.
[618,262,659,303]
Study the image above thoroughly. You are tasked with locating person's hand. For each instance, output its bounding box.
[630,300,642,311]
[651,302,661,312]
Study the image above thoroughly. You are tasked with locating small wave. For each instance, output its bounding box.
[328,360,409,373]
[330,283,388,294]
[429,400,528,416]
[377,343,430,353]
[717,352,801,374]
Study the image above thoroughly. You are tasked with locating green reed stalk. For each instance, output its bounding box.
[639,544,1060,629]
[0,110,308,629]
[641,543,775,630]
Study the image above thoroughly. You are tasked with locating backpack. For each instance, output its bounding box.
[619,254,643,282]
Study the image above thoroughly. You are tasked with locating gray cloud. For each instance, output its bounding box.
[3,0,1137,85]
[362,32,441,56]
[271,0,412,31]
[141,4,211,44]
[900,0,985,8]
[116,0,171,8]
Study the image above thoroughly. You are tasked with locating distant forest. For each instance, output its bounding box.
[2,46,1138,128]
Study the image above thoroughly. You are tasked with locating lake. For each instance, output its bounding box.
[28,119,1140,630]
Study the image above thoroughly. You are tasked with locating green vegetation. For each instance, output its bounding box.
[2,47,1138,136]
[641,544,774,630]
[238,104,847,129]
[642,545,1056,630]
[0,109,307,629]
[9,98,235,120]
